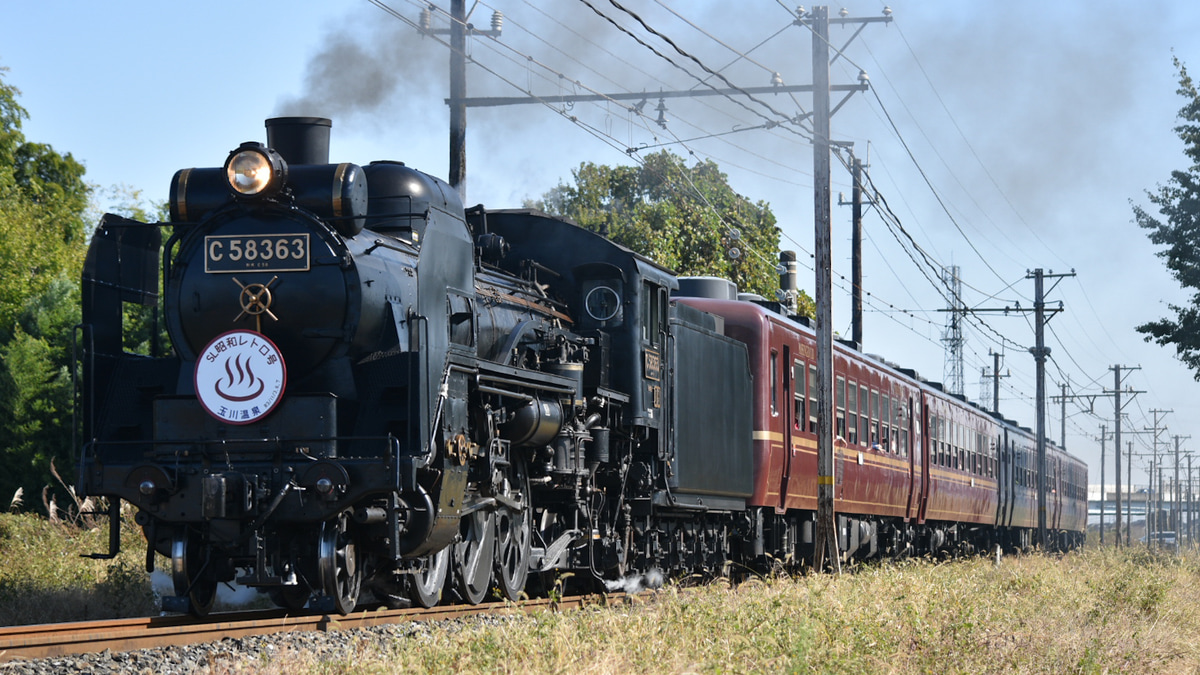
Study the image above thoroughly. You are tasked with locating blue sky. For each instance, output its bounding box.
[4,0,1200,492]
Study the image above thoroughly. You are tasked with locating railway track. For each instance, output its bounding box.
[0,594,615,663]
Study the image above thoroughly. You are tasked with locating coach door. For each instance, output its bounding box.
[905,394,924,522]
[779,345,794,511]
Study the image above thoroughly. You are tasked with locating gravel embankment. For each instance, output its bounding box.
[0,615,514,674]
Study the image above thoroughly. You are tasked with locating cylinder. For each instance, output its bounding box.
[266,117,332,166]
[587,427,610,465]
[780,250,799,293]
[500,397,564,447]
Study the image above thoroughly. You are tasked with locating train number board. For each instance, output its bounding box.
[205,234,310,273]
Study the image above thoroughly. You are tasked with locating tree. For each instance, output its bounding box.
[1134,58,1200,379]
[531,151,814,315]
[0,67,92,508]
[0,68,90,339]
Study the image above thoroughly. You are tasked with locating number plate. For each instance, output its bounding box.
[204,234,310,273]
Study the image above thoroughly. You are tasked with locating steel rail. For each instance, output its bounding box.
[0,594,619,662]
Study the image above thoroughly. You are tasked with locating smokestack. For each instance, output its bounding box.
[780,250,799,293]
[779,250,799,314]
[265,117,332,166]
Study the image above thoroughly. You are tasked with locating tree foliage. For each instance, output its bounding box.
[0,67,93,506]
[1134,58,1200,379]
[532,151,814,315]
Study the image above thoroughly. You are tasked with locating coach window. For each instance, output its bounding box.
[794,361,805,431]
[926,413,936,466]
[847,382,859,445]
[870,389,880,447]
[770,351,779,416]
[939,417,947,466]
[955,424,963,470]
[949,421,956,469]
[929,414,936,465]
[880,395,891,452]
[892,396,901,456]
[808,364,818,433]
[859,384,869,446]
[836,376,847,440]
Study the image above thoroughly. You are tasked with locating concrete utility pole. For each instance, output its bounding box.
[943,268,1071,550]
[1174,435,1189,537]
[1128,441,1134,545]
[1108,364,1142,547]
[1028,268,1073,549]
[1099,424,1109,545]
[1189,454,1196,547]
[850,154,864,347]
[1145,408,1172,541]
[982,350,1009,416]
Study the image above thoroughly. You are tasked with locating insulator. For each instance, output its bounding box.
[839,7,849,17]
[491,10,503,33]
[419,6,432,31]
[727,247,742,260]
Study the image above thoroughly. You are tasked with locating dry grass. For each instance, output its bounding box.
[0,508,157,625]
[2,509,1196,673]
[239,547,1200,675]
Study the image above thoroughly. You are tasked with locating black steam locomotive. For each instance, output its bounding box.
[78,118,1084,616]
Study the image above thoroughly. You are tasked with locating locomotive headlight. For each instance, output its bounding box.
[224,142,287,198]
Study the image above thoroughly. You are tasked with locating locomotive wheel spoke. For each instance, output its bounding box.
[493,457,532,601]
[454,510,495,605]
[408,545,450,608]
[319,512,362,615]
[171,528,218,617]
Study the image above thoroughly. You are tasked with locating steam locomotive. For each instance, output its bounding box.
[77,117,1085,616]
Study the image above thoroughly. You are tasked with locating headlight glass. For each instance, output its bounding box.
[226,148,274,195]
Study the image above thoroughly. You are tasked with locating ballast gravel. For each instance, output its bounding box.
[0,614,519,674]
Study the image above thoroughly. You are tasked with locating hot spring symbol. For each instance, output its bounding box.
[194,330,287,424]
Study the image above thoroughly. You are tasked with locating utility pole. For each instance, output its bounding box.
[802,4,891,572]
[1099,424,1109,545]
[418,2,502,201]
[945,268,1070,550]
[1189,453,1195,548]
[1174,435,1189,539]
[809,5,839,573]
[1145,408,1172,541]
[837,147,875,348]
[1128,441,1134,546]
[850,154,864,347]
[1028,268,1073,549]
[982,350,1009,416]
[449,0,466,197]
[1108,364,1142,547]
